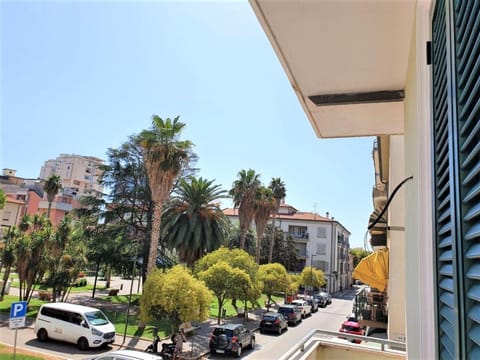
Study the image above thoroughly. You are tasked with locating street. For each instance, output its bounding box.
[205,294,355,360]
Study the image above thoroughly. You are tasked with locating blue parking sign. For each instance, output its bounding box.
[10,301,27,328]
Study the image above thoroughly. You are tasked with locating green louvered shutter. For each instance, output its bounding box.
[432,0,460,358]
[432,0,480,358]
[453,0,480,358]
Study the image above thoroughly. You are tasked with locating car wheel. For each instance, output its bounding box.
[77,337,89,351]
[210,348,216,354]
[250,337,255,349]
[235,345,242,357]
[278,326,282,335]
[260,328,264,334]
[37,329,48,342]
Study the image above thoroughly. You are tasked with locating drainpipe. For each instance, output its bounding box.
[330,221,335,294]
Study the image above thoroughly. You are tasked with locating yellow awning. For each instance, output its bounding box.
[352,248,389,292]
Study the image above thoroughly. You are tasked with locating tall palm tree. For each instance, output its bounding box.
[229,169,261,250]
[43,174,62,219]
[0,226,19,300]
[268,177,286,263]
[254,186,276,264]
[162,177,230,266]
[138,115,193,276]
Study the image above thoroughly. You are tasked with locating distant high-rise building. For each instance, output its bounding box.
[40,154,104,198]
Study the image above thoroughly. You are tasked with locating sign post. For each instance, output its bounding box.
[10,301,27,360]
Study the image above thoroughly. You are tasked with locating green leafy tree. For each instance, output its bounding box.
[138,115,193,276]
[351,248,371,268]
[194,247,259,311]
[15,214,53,302]
[229,169,261,250]
[254,186,275,264]
[268,177,286,263]
[300,266,326,292]
[0,188,5,209]
[260,227,299,271]
[43,174,63,218]
[198,261,251,324]
[258,263,290,305]
[140,266,212,333]
[227,226,256,256]
[162,177,230,266]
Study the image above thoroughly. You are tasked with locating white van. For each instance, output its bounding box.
[34,302,116,350]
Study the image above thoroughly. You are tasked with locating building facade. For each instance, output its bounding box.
[40,153,104,199]
[224,203,352,293]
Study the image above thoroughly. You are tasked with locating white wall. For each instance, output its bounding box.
[403,1,435,358]
[387,134,406,343]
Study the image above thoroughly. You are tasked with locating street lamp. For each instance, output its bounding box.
[310,254,317,295]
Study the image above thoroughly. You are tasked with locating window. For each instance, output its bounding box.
[316,243,326,255]
[317,227,326,238]
[2,210,10,221]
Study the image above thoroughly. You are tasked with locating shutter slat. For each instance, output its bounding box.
[467,265,480,280]
[466,243,480,259]
[468,284,480,302]
[461,142,480,171]
[463,180,480,203]
[463,161,480,186]
[464,203,480,222]
[439,235,452,248]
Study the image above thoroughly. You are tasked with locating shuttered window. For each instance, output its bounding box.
[432,0,480,358]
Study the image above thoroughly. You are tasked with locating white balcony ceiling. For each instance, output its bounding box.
[250,0,416,138]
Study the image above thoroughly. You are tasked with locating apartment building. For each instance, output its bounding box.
[40,153,104,199]
[224,203,352,293]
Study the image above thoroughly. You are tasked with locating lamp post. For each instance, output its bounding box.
[310,254,317,295]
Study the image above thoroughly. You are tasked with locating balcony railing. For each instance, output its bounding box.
[290,232,309,240]
[279,328,406,360]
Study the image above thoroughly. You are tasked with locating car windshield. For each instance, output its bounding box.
[213,328,234,337]
[85,311,109,326]
[342,325,361,332]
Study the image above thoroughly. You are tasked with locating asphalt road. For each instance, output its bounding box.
[207,297,355,360]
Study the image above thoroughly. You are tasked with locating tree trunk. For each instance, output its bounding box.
[0,265,11,301]
[146,203,163,276]
[268,216,277,263]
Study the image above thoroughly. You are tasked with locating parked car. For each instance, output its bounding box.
[313,294,327,308]
[277,304,302,325]
[259,312,288,335]
[34,302,115,350]
[209,323,255,357]
[290,299,312,318]
[338,320,365,344]
[305,297,318,313]
[316,291,332,306]
[85,350,163,360]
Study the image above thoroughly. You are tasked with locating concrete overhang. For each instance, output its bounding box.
[249,0,416,138]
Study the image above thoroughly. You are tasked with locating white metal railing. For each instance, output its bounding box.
[279,329,406,360]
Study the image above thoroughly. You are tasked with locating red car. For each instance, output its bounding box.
[339,320,364,343]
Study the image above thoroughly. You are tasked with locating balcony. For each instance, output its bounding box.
[353,288,388,329]
[290,232,309,243]
[279,328,405,360]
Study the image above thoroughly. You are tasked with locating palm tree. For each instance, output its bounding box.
[229,169,261,250]
[162,177,230,266]
[268,177,286,263]
[254,186,275,264]
[138,115,193,276]
[0,226,19,300]
[43,174,62,219]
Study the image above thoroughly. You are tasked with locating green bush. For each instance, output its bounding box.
[74,278,87,287]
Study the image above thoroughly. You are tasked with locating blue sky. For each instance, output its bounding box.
[1,0,375,248]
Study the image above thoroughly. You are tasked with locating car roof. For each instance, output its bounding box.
[279,304,297,308]
[90,349,163,359]
[40,302,102,313]
[213,323,244,330]
[291,299,306,303]
[342,321,361,327]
